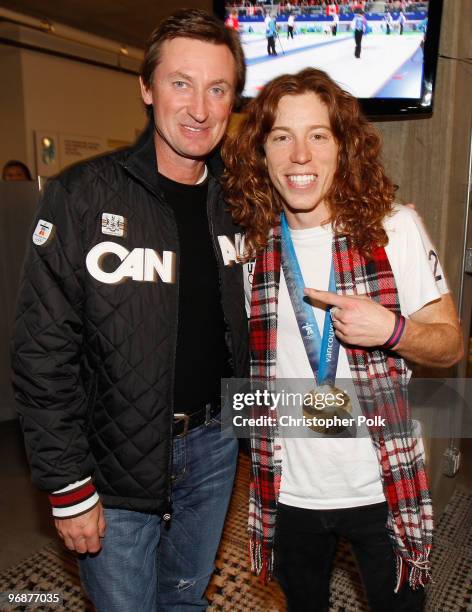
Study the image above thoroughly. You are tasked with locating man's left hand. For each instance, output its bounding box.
[304,288,396,347]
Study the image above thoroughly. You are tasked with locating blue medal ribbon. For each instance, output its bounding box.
[280,212,340,386]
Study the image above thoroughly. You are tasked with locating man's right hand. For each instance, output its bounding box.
[54,501,106,554]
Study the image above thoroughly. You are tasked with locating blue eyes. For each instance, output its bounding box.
[172,82,226,96]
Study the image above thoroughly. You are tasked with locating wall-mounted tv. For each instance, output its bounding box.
[214,1,443,119]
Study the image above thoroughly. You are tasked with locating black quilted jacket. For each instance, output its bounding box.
[11,124,249,515]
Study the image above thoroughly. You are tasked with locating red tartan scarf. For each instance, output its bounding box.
[248,221,433,591]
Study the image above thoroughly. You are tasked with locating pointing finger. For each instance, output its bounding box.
[304,288,350,308]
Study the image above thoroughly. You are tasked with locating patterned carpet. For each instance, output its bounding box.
[0,454,471,611]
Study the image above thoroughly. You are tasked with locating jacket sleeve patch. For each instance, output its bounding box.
[32,219,55,246]
[102,213,127,237]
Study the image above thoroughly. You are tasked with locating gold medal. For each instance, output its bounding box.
[303,384,352,435]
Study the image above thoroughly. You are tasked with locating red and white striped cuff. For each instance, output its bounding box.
[49,477,99,519]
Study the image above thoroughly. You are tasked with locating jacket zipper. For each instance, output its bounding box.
[163,196,179,524]
[206,180,237,374]
[121,162,178,522]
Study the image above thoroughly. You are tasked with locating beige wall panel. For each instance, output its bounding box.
[372,0,471,515]
[20,49,147,174]
[376,0,471,303]
[0,46,28,174]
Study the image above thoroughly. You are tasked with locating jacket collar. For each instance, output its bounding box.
[121,121,161,196]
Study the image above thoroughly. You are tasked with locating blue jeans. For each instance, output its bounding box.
[79,416,238,611]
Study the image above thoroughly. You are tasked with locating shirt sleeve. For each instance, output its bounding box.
[385,206,449,317]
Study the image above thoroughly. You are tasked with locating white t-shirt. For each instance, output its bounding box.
[243,205,449,510]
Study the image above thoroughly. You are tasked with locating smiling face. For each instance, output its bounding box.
[264,92,339,229]
[140,37,236,179]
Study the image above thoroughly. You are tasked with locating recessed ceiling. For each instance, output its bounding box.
[1,0,213,48]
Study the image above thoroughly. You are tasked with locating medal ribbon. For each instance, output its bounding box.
[280,212,340,386]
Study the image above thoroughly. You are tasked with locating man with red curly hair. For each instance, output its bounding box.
[222,68,462,611]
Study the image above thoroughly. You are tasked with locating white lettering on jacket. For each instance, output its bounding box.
[218,233,245,266]
[86,241,176,285]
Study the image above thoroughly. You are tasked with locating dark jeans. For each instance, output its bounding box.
[354,30,363,57]
[267,36,276,55]
[274,502,425,612]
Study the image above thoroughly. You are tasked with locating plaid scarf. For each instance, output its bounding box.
[248,221,433,591]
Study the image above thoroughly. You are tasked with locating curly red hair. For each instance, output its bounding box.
[221,68,395,259]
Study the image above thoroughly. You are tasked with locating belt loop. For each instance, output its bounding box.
[205,403,212,426]
[173,413,190,438]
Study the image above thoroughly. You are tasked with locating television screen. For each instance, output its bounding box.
[218,1,443,118]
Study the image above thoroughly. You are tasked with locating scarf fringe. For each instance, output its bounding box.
[250,539,274,584]
[394,548,432,593]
